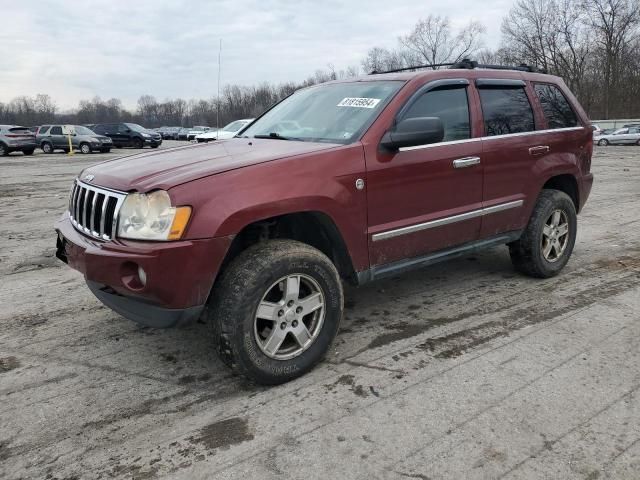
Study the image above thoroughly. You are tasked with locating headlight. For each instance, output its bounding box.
[117,190,191,241]
[141,133,150,138]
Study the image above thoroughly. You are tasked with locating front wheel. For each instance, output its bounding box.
[79,143,91,154]
[22,148,35,155]
[598,139,609,146]
[509,189,577,278]
[208,240,343,384]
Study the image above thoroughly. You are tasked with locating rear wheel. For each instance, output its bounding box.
[636,139,640,146]
[598,139,609,146]
[509,189,577,278]
[22,149,35,155]
[0,142,8,156]
[132,137,143,149]
[41,142,54,154]
[208,239,343,384]
[79,143,91,154]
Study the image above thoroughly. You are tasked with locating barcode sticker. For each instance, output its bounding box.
[337,97,381,108]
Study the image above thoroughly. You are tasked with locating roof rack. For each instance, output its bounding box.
[369,58,547,75]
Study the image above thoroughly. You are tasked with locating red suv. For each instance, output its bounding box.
[55,61,594,384]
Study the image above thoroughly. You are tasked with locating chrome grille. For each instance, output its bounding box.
[69,180,126,240]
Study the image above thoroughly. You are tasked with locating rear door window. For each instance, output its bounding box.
[534,84,578,129]
[402,86,471,141]
[50,126,63,135]
[478,86,535,136]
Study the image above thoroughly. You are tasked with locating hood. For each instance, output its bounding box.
[81,138,339,192]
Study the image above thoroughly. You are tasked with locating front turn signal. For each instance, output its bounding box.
[168,206,192,240]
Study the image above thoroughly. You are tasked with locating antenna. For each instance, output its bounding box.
[217,39,222,134]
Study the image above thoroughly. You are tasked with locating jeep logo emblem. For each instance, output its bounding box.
[84,174,95,182]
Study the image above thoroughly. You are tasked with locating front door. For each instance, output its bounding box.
[366,81,484,266]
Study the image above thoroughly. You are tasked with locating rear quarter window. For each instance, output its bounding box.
[534,84,578,129]
[478,86,535,136]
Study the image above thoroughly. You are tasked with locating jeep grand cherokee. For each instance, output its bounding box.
[55,60,594,384]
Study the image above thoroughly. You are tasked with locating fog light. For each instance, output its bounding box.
[138,266,147,286]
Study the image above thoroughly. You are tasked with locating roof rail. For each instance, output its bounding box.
[369,58,547,75]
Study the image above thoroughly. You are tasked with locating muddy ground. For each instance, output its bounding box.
[1,142,639,479]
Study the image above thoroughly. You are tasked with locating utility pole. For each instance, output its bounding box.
[217,39,222,133]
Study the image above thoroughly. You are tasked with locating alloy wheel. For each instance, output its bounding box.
[541,210,570,262]
[253,274,325,360]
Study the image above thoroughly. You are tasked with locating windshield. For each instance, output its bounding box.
[125,123,146,132]
[222,120,247,132]
[74,126,95,135]
[242,81,403,144]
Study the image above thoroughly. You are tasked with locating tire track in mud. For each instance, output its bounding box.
[347,248,640,364]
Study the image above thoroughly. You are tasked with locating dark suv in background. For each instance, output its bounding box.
[92,123,162,149]
[37,125,113,154]
[0,125,36,156]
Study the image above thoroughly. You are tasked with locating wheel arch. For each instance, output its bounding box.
[217,211,358,285]
[542,174,580,212]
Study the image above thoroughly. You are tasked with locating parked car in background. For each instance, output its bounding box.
[195,119,254,143]
[187,126,210,141]
[0,125,36,156]
[595,127,640,146]
[178,127,191,140]
[92,123,162,149]
[56,62,594,384]
[37,125,113,154]
[590,124,602,136]
[161,127,181,140]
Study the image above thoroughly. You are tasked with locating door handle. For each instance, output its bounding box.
[529,145,550,156]
[453,156,481,168]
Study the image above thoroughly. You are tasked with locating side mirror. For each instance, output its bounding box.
[381,117,444,150]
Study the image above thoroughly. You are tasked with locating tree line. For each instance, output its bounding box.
[2,0,639,127]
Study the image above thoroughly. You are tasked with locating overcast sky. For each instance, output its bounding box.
[1,0,511,110]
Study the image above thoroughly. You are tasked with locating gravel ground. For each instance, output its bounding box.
[1,142,639,480]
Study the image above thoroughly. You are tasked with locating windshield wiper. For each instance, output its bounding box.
[253,132,299,141]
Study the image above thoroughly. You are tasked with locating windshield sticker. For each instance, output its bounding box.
[337,97,381,108]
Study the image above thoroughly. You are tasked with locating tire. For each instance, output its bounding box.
[22,149,35,155]
[636,140,640,146]
[41,142,54,154]
[79,143,91,154]
[151,144,159,148]
[598,139,609,146]
[0,142,7,156]
[509,189,577,278]
[208,239,344,385]
[132,137,143,149]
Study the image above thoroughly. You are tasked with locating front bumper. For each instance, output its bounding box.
[144,138,162,146]
[55,213,232,327]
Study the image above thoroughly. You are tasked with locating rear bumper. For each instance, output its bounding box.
[579,173,594,212]
[6,140,36,150]
[55,213,233,327]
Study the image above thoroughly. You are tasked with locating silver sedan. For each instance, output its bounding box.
[595,127,640,146]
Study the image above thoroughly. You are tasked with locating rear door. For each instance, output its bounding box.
[49,126,65,149]
[477,79,539,237]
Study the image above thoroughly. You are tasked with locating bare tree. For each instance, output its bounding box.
[583,0,640,117]
[399,15,486,67]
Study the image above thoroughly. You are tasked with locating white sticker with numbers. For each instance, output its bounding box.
[337,97,381,108]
